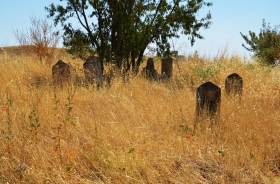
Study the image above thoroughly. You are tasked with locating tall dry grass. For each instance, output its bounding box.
[0,48,280,183]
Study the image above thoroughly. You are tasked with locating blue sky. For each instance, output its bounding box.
[0,1,279,58]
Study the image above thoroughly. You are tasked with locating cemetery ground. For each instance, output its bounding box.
[1,46,280,183]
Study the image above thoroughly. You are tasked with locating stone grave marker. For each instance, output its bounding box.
[195,82,221,129]
[83,56,103,89]
[161,58,173,78]
[142,58,161,80]
[52,60,72,89]
[225,73,243,98]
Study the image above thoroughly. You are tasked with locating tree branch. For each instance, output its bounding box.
[72,2,91,33]
[150,0,179,40]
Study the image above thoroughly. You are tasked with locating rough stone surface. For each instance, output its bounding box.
[83,56,103,89]
[195,82,221,128]
[52,60,72,89]
[161,58,173,78]
[225,73,243,98]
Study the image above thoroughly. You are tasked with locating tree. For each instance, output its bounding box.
[240,19,280,65]
[63,29,95,60]
[45,0,212,73]
[13,16,61,64]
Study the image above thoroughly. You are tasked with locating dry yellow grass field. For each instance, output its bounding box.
[1,47,280,183]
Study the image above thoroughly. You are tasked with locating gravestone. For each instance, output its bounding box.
[83,56,103,89]
[52,60,72,89]
[142,58,160,80]
[195,82,221,129]
[161,58,173,78]
[146,58,155,72]
[225,73,243,98]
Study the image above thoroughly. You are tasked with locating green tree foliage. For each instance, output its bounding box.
[240,19,280,65]
[45,0,212,73]
[63,29,94,60]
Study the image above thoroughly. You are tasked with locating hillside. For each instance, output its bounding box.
[0,47,280,183]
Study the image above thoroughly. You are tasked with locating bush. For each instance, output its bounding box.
[13,16,61,64]
[240,19,280,66]
[190,63,221,81]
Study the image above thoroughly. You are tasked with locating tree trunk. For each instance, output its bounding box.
[110,0,117,55]
[125,58,130,73]
[135,49,145,74]
[131,50,136,75]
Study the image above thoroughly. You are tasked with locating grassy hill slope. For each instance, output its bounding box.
[0,47,280,183]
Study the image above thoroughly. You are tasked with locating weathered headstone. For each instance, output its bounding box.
[52,60,72,89]
[225,73,243,98]
[161,58,173,78]
[141,58,162,81]
[195,82,221,129]
[83,56,103,89]
[146,58,155,72]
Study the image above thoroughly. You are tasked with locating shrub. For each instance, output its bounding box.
[240,19,280,66]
